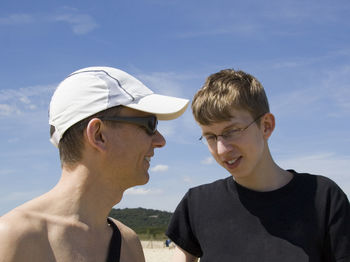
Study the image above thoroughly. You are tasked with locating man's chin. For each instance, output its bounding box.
[137,172,150,186]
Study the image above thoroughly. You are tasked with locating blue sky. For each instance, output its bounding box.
[1,0,350,215]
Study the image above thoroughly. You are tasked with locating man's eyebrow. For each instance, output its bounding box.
[202,123,238,136]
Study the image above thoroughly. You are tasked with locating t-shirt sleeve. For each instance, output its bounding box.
[166,191,203,257]
[323,182,350,261]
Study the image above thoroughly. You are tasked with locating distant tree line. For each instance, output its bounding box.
[109,208,173,240]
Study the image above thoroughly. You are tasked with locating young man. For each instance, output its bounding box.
[166,69,350,262]
[0,66,189,262]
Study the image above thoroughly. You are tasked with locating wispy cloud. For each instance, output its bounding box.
[137,71,195,97]
[270,88,322,117]
[0,10,97,35]
[172,0,350,40]
[150,164,169,172]
[157,111,198,144]
[0,190,43,203]
[0,148,53,158]
[0,169,16,176]
[277,152,350,199]
[267,59,350,119]
[201,156,214,165]
[183,176,193,184]
[322,65,350,114]
[268,50,350,70]
[0,14,34,25]
[157,122,176,137]
[0,104,20,116]
[261,0,350,25]
[175,24,259,39]
[124,187,163,195]
[7,138,20,144]
[0,84,55,117]
[52,13,98,35]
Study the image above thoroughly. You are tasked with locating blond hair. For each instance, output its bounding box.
[192,69,269,125]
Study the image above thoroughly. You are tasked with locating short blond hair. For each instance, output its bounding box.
[192,69,270,125]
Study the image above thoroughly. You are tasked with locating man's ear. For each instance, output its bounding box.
[260,113,275,139]
[85,118,108,152]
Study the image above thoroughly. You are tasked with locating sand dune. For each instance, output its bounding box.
[142,240,175,262]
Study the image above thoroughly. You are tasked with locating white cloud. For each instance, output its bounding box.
[150,164,169,172]
[183,176,192,184]
[0,14,34,25]
[124,187,163,195]
[270,88,322,117]
[322,65,350,114]
[269,63,350,118]
[0,12,97,35]
[137,71,194,97]
[171,0,349,40]
[125,188,150,195]
[7,138,19,144]
[261,0,349,25]
[53,13,98,35]
[0,104,19,116]
[0,190,43,203]
[0,169,16,176]
[0,84,55,117]
[157,110,197,144]
[157,122,175,137]
[0,148,53,158]
[277,152,350,198]
[19,96,31,104]
[175,23,259,39]
[201,156,214,165]
[267,50,350,71]
[278,152,350,177]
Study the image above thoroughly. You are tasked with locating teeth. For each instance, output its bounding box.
[227,158,238,164]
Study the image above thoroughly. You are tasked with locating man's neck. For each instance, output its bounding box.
[42,164,124,228]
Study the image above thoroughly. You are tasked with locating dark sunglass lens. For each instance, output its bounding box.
[147,117,157,134]
[153,118,158,132]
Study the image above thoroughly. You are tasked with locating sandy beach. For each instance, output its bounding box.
[142,240,175,262]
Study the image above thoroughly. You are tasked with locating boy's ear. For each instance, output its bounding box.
[260,113,275,139]
[85,118,108,152]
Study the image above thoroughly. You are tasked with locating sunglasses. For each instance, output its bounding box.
[99,115,158,135]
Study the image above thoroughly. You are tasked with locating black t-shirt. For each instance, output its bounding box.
[166,170,350,262]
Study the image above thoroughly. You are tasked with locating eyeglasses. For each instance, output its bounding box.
[199,113,266,145]
[99,115,158,135]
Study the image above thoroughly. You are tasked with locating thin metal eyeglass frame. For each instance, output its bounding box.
[98,115,158,135]
[199,113,267,142]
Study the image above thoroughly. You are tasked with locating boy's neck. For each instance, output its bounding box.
[235,151,293,192]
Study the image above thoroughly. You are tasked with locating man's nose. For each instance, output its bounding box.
[152,130,166,148]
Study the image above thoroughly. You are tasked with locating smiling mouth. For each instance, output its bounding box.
[227,157,239,165]
[224,156,242,169]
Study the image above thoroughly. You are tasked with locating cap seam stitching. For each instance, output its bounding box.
[68,69,135,101]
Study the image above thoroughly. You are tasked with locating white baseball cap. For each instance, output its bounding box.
[49,66,189,147]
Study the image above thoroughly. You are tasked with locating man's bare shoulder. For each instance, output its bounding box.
[0,208,46,240]
[0,208,50,262]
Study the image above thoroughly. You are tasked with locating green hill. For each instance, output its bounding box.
[109,208,173,240]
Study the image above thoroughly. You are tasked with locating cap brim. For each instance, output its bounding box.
[124,94,189,120]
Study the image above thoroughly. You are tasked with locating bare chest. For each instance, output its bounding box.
[43,227,112,262]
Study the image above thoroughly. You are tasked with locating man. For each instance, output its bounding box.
[0,66,189,262]
[166,69,350,261]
